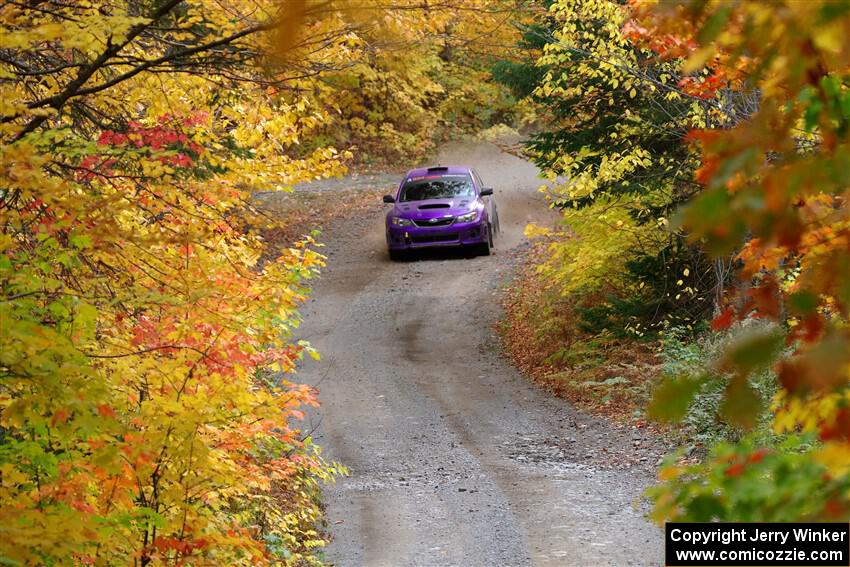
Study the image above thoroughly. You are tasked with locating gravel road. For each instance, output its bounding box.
[294,141,665,566]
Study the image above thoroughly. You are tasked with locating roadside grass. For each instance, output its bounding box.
[499,242,782,456]
[658,326,780,452]
[498,241,662,424]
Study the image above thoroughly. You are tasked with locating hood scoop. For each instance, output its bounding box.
[418,203,450,209]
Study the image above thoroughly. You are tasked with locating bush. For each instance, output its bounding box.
[659,325,779,448]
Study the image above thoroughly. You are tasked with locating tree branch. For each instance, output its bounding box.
[11,0,186,139]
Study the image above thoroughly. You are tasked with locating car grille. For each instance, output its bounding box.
[411,233,459,243]
[412,217,454,227]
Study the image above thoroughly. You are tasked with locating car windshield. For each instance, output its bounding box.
[399,174,474,202]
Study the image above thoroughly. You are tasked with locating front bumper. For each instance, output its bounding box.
[386,220,487,250]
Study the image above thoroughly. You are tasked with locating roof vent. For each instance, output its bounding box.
[426,166,449,172]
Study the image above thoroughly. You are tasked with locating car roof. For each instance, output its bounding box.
[404,165,472,178]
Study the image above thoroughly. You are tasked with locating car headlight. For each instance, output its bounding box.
[456,210,478,223]
[392,217,414,226]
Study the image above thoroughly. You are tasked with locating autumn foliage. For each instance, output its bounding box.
[504,0,850,522]
[0,2,342,564]
[0,0,519,564]
[5,0,848,559]
[638,0,850,522]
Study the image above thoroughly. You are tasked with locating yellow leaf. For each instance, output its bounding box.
[683,46,715,73]
[524,223,552,239]
[816,442,850,476]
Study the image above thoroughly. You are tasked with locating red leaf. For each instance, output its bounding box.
[797,315,824,343]
[824,499,847,518]
[747,448,768,464]
[711,307,735,330]
[820,408,850,442]
[777,359,806,393]
[748,279,781,319]
[725,462,746,478]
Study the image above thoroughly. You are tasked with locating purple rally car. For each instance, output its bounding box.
[383,166,500,260]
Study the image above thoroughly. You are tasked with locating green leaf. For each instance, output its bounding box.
[69,233,92,249]
[788,291,818,315]
[687,493,725,522]
[721,378,763,429]
[721,326,784,376]
[648,374,704,423]
[47,301,71,320]
[697,6,732,44]
[73,302,99,340]
[804,98,823,132]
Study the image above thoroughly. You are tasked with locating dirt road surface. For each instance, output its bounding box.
[294,141,665,566]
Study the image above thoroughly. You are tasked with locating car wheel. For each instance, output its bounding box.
[477,225,492,256]
[389,249,407,261]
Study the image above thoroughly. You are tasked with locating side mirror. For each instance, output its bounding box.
[479,187,494,196]
[383,195,396,203]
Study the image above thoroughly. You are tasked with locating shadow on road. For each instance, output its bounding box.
[385,247,491,263]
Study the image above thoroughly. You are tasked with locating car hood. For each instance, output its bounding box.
[392,198,477,220]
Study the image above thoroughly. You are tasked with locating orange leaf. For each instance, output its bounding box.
[96,404,117,419]
[51,408,70,426]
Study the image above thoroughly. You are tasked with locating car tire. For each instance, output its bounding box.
[389,249,407,261]
[477,225,492,256]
